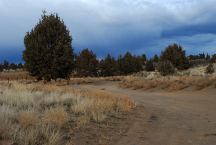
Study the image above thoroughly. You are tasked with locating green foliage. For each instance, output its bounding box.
[153,54,159,62]
[160,43,189,70]
[205,63,215,74]
[157,61,175,76]
[3,60,9,70]
[99,54,117,76]
[76,48,98,77]
[117,52,143,75]
[17,63,23,69]
[0,60,23,70]
[23,12,74,81]
[141,54,147,62]
[0,64,3,72]
[211,54,216,63]
[9,63,17,70]
[145,60,155,72]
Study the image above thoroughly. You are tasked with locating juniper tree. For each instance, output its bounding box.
[3,60,9,70]
[0,64,3,72]
[145,59,155,72]
[99,54,117,76]
[76,48,98,77]
[160,44,189,70]
[117,52,142,75]
[211,54,216,63]
[153,54,159,62]
[23,12,74,81]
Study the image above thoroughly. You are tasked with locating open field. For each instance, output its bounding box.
[0,81,135,145]
[1,68,216,145]
[0,71,32,81]
[120,75,216,91]
[76,80,216,145]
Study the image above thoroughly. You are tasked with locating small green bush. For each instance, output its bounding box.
[157,61,175,76]
[205,63,215,74]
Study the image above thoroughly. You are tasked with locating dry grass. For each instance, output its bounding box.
[54,76,124,86]
[120,76,216,91]
[76,115,91,127]
[17,111,39,127]
[0,71,33,81]
[42,107,69,127]
[0,81,134,145]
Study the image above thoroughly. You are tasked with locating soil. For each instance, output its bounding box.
[73,80,216,145]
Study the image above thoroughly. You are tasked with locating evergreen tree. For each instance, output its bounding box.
[0,64,3,72]
[145,59,155,72]
[153,54,159,62]
[116,52,143,75]
[211,54,216,63]
[3,60,9,70]
[141,54,147,63]
[117,55,124,75]
[206,53,211,60]
[76,48,98,77]
[17,63,23,69]
[9,63,17,70]
[23,12,74,81]
[99,54,117,76]
[117,52,142,75]
[133,55,144,72]
[160,43,189,70]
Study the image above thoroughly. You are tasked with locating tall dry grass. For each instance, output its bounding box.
[0,81,134,145]
[0,71,33,81]
[119,76,216,91]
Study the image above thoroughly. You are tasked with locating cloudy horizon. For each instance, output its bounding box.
[0,0,216,62]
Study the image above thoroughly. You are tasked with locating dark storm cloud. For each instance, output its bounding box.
[162,23,216,38]
[0,0,216,62]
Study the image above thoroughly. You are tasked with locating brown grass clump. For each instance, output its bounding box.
[42,107,69,127]
[166,81,189,91]
[13,126,61,145]
[71,89,135,122]
[76,115,91,127]
[17,111,39,127]
[194,77,216,90]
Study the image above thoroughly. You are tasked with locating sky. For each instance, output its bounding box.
[0,0,216,62]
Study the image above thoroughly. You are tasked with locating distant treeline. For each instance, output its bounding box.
[4,12,216,80]
[0,60,23,71]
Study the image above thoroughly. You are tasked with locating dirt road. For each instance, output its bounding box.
[76,81,216,145]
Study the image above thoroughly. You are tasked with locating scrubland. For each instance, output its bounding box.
[0,64,216,145]
[0,81,135,145]
[120,75,216,91]
[120,64,216,91]
[0,71,32,81]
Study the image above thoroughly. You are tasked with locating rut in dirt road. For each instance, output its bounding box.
[75,81,216,145]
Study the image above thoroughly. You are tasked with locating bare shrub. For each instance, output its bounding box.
[157,61,175,76]
[206,63,215,74]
